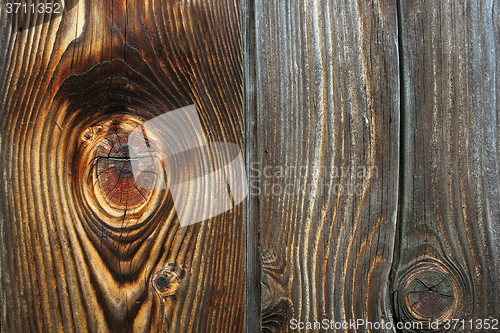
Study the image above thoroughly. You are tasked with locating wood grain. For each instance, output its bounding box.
[241,0,261,331]
[393,0,500,329]
[2,0,500,331]
[253,0,401,331]
[0,1,244,332]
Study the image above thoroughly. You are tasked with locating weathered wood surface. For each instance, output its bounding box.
[253,0,401,331]
[252,0,500,332]
[1,0,500,332]
[393,0,500,329]
[0,1,244,332]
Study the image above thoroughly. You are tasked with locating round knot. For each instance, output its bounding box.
[394,259,468,328]
[91,132,155,210]
[77,115,166,228]
[405,270,454,319]
[152,263,186,298]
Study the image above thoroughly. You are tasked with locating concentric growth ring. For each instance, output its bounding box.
[394,258,469,329]
[77,115,166,229]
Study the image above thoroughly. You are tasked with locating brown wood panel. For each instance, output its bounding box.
[242,0,261,331]
[393,0,500,330]
[0,1,244,332]
[2,0,500,332]
[253,0,401,331]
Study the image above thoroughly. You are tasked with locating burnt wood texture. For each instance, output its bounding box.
[0,1,244,332]
[393,0,500,328]
[252,0,401,332]
[1,0,500,332]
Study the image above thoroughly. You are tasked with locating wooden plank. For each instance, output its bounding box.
[253,0,400,331]
[241,0,261,331]
[0,1,244,332]
[393,0,500,329]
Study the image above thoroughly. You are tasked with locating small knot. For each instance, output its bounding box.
[262,298,293,332]
[152,263,186,298]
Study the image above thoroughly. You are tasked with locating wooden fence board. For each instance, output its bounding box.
[1,0,500,332]
[393,0,500,329]
[0,1,244,332]
[253,1,401,331]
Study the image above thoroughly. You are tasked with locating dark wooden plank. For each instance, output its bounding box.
[0,1,244,332]
[393,0,500,329]
[253,0,400,331]
[242,0,262,331]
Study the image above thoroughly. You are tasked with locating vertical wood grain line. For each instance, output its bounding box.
[242,0,262,330]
